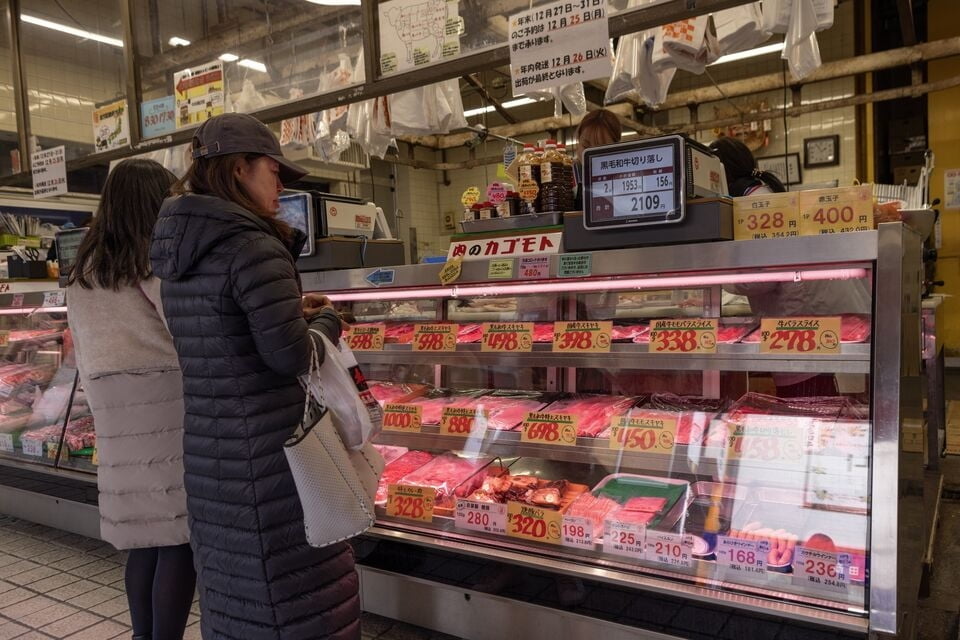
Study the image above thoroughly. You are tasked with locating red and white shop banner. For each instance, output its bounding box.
[446,232,562,262]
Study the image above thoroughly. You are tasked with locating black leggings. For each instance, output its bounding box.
[125,544,196,640]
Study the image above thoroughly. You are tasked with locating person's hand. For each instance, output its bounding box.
[302,293,334,319]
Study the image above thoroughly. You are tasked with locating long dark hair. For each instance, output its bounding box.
[69,159,176,290]
[172,150,291,240]
[709,137,787,196]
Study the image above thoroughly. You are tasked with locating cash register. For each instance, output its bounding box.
[564,134,734,250]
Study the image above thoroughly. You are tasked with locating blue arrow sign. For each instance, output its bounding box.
[365,268,395,287]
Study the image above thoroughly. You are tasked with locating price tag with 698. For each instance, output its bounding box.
[382,403,423,433]
[520,412,578,446]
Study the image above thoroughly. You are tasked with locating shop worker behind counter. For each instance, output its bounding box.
[150,113,361,640]
[66,159,196,640]
[711,136,871,397]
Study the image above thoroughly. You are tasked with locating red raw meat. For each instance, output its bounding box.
[742,314,872,344]
[717,324,753,344]
[640,395,726,445]
[612,325,647,341]
[726,392,848,422]
[608,509,656,525]
[375,450,435,504]
[533,323,554,343]
[399,452,493,508]
[456,324,483,343]
[368,381,428,406]
[384,324,415,344]
[9,329,61,343]
[473,394,547,431]
[564,493,621,539]
[623,496,667,513]
[408,391,487,424]
[541,395,637,437]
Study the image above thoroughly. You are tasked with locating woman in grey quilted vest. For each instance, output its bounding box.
[67,159,195,640]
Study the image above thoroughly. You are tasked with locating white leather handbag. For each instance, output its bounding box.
[284,331,384,548]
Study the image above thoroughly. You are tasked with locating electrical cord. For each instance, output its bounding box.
[782,61,790,185]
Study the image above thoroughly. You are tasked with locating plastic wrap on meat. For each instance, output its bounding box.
[384,323,415,344]
[399,452,494,508]
[0,412,30,433]
[9,329,62,343]
[372,445,409,466]
[642,394,726,445]
[611,325,647,342]
[456,324,483,343]
[473,392,548,431]
[564,493,621,539]
[726,392,848,422]
[62,416,95,451]
[533,323,554,343]
[468,474,570,509]
[609,508,656,525]
[368,381,429,406]
[742,315,872,344]
[716,323,754,344]
[541,394,638,437]
[407,389,489,424]
[623,496,667,512]
[375,450,435,504]
[0,365,55,398]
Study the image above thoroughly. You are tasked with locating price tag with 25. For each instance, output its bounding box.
[481,322,533,352]
[345,324,385,351]
[759,317,841,355]
[521,412,578,446]
[603,518,645,558]
[649,318,718,354]
[609,412,678,454]
[552,321,612,353]
[386,484,435,523]
[456,498,507,535]
[412,324,456,352]
[506,501,562,545]
[382,403,423,433]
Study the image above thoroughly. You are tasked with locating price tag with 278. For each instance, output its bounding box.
[759,317,841,355]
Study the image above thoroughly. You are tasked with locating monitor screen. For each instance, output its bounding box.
[277,193,314,257]
[583,137,685,229]
[55,228,87,278]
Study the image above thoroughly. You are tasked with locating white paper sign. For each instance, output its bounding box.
[21,438,43,457]
[945,168,960,210]
[509,0,610,96]
[92,98,130,152]
[644,531,694,569]
[378,0,460,75]
[447,232,562,262]
[42,291,65,308]
[716,536,768,577]
[602,518,645,558]
[561,515,594,549]
[31,146,67,199]
[792,547,851,595]
[455,499,507,535]
[0,433,13,452]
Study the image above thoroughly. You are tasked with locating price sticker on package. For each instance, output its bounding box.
[481,322,533,352]
[561,515,594,549]
[21,438,42,457]
[552,321,612,353]
[733,192,801,241]
[649,318,718,354]
[456,498,507,535]
[412,324,456,352]
[382,404,423,433]
[792,547,851,594]
[42,291,65,308]
[645,531,694,569]
[520,412,578,446]
[717,536,768,577]
[506,502,561,545]
[0,433,13,453]
[386,484,434,523]
[799,185,874,236]
[759,317,841,355]
[345,324,385,351]
[609,413,678,454]
[0,331,10,348]
[603,518,646,558]
[726,415,808,464]
[440,407,488,436]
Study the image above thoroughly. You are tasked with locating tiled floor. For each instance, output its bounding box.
[0,515,444,640]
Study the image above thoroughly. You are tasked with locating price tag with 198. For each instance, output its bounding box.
[560,515,594,549]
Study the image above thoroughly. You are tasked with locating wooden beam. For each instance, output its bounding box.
[462,74,516,124]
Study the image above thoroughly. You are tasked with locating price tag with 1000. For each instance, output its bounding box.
[382,404,423,433]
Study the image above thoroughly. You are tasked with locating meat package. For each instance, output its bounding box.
[407,389,490,425]
[368,381,429,406]
[465,473,587,510]
[568,474,689,540]
[0,365,55,399]
[372,444,409,466]
[741,314,872,344]
[540,394,639,437]
[725,392,849,423]
[384,324,415,344]
[456,324,483,344]
[611,325,648,342]
[375,450,436,504]
[20,415,96,454]
[9,329,62,343]
[398,452,495,510]
[533,323,554,343]
[473,391,548,431]
[643,394,727,445]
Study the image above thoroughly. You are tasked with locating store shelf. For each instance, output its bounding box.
[355,342,872,374]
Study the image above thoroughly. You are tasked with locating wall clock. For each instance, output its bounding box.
[804,135,840,168]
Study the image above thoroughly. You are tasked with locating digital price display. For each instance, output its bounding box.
[583,136,685,229]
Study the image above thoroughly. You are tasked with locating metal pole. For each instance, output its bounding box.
[361,0,379,84]
[7,0,31,173]
[121,0,143,146]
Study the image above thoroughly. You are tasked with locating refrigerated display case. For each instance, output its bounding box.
[303,223,927,640]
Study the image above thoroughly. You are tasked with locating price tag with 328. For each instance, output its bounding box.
[552,321,611,353]
[386,484,434,523]
[345,324,385,351]
[759,317,841,355]
[649,318,718,354]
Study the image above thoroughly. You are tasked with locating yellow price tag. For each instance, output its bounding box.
[382,403,423,433]
[506,501,562,545]
[726,416,808,463]
[345,325,385,351]
[648,318,718,354]
[799,185,874,236]
[520,412,578,446]
[609,413,679,454]
[411,324,456,352]
[440,407,488,436]
[386,484,434,522]
[481,323,533,352]
[733,192,801,241]
[439,257,463,285]
[0,332,9,348]
[461,186,481,206]
[759,317,841,355]
[552,321,612,353]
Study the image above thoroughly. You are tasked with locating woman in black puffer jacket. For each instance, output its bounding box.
[150,113,360,640]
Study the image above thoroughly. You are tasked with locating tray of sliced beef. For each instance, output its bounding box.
[539,394,640,437]
[405,388,490,425]
[374,450,436,504]
[368,381,430,406]
[456,324,484,344]
[472,390,550,431]
[397,452,499,513]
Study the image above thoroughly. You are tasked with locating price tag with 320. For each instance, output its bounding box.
[345,324,385,351]
[481,323,533,352]
[386,484,434,523]
[552,321,612,353]
[609,412,678,454]
[412,324,456,352]
[506,502,561,545]
[759,317,841,355]
[649,318,718,354]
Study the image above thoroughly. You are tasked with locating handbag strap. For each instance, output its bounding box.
[295,329,328,433]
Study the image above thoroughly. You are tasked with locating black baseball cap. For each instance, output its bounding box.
[191,113,308,184]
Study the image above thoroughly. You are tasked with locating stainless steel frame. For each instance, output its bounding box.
[310,226,924,639]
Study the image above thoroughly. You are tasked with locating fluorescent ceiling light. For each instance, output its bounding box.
[168,36,191,47]
[463,98,536,118]
[709,42,785,66]
[238,59,267,73]
[21,14,123,48]
[219,53,240,62]
[305,0,361,5]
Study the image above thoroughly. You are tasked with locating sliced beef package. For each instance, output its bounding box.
[533,323,555,343]
[611,325,648,342]
[399,452,495,509]
[540,394,640,437]
[456,324,484,343]
[375,450,436,504]
[472,390,550,431]
[367,381,430,406]
[642,393,727,445]
[384,323,415,344]
[406,388,490,425]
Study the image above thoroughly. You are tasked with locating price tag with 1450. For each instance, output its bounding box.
[725,415,809,464]
[552,321,612,353]
[609,412,678,454]
[649,318,718,354]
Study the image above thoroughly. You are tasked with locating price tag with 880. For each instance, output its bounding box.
[792,547,851,594]
[716,536,768,577]
[759,317,841,355]
[645,531,694,568]
[603,518,645,558]
[552,321,612,353]
[456,499,507,535]
[412,324,456,352]
[521,412,578,446]
[481,323,533,352]
[608,413,678,454]
[386,484,434,522]
[506,502,562,545]
[440,407,488,436]
[561,515,594,549]
[649,318,718,354]
[382,403,423,433]
[345,324,385,351]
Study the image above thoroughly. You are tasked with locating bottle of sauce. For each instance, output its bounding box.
[557,143,575,211]
[539,140,565,212]
[517,143,541,212]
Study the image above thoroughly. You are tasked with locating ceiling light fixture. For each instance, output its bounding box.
[168,36,191,47]
[463,98,536,118]
[21,14,123,48]
[219,53,240,62]
[238,59,267,73]
[709,41,785,66]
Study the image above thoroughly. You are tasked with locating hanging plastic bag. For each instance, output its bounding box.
[714,3,770,55]
[761,0,792,34]
[637,30,676,107]
[783,0,822,79]
[231,78,269,113]
[389,86,434,135]
[659,16,713,74]
[436,79,468,131]
[606,33,641,104]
